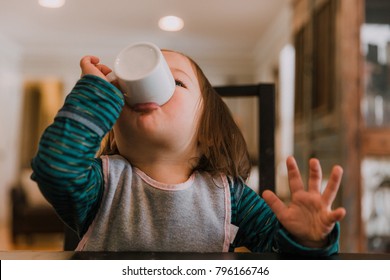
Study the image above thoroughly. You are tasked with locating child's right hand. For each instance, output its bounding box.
[80,55,113,82]
[262,156,346,248]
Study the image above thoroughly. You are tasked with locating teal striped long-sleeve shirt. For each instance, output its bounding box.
[31,75,340,255]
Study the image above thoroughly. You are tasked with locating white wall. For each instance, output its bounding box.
[0,35,23,224]
[21,46,126,95]
[21,47,256,96]
[253,4,292,82]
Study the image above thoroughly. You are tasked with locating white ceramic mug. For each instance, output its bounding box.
[110,42,175,106]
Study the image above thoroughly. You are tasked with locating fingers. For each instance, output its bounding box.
[308,158,322,193]
[262,190,287,220]
[322,165,343,205]
[80,55,100,69]
[80,55,99,77]
[96,64,113,76]
[286,156,304,193]
[80,55,112,80]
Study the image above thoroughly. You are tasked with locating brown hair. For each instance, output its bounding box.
[186,55,251,180]
[98,51,251,181]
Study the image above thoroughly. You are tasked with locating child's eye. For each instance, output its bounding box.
[175,80,186,88]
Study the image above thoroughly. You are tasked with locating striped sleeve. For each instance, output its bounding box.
[31,75,124,236]
[230,180,340,256]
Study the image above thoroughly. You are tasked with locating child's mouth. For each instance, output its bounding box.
[131,102,159,113]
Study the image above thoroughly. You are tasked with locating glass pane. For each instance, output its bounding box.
[361,2,390,127]
[361,0,390,253]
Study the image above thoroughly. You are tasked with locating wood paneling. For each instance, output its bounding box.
[293,0,365,252]
[362,129,390,156]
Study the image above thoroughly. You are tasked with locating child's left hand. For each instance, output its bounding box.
[262,156,346,248]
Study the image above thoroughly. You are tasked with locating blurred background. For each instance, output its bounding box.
[0,0,389,253]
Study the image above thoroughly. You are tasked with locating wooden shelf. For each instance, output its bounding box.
[362,128,390,156]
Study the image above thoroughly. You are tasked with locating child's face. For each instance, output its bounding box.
[113,51,203,158]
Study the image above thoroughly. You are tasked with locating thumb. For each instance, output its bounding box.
[262,190,286,218]
[328,207,347,223]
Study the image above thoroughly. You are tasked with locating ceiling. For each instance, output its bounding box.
[0,0,289,62]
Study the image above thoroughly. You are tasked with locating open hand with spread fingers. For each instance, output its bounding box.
[262,156,346,248]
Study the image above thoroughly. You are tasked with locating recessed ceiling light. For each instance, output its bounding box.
[39,0,66,8]
[158,16,184,32]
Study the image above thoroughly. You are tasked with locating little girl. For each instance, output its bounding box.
[31,49,346,254]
